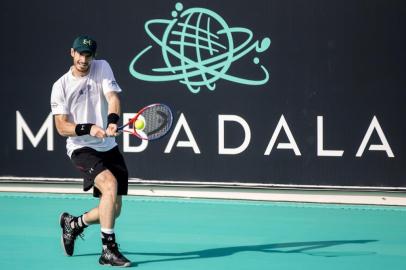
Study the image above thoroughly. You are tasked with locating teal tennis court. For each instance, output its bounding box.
[1,192,406,269]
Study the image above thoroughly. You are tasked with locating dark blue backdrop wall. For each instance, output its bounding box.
[1,0,405,188]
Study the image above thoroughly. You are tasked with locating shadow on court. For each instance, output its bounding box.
[76,240,377,265]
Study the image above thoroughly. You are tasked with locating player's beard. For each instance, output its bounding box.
[73,60,91,76]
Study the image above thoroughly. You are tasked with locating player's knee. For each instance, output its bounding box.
[104,178,117,192]
[97,173,118,194]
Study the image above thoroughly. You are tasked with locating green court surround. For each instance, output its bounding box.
[1,192,405,269]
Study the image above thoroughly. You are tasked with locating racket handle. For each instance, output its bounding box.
[117,119,134,132]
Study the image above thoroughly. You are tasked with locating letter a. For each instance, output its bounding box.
[264,115,301,156]
[356,116,394,157]
[164,113,201,154]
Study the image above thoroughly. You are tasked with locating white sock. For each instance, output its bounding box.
[81,216,89,226]
[101,228,115,250]
[101,228,114,235]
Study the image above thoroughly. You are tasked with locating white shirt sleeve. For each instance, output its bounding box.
[100,60,122,95]
[50,80,68,115]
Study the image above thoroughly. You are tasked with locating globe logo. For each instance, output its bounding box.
[129,2,271,94]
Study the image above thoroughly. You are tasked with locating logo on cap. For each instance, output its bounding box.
[83,39,92,46]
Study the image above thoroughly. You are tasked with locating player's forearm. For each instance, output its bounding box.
[55,115,96,137]
[55,119,79,137]
[105,92,121,136]
[106,92,121,116]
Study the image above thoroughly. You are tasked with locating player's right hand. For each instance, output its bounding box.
[90,125,107,139]
[106,123,119,137]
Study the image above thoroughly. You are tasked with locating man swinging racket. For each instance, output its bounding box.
[50,35,131,267]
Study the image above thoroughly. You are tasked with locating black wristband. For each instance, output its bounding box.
[75,123,93,136]
[107,113,120,125]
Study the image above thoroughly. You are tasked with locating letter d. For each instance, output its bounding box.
[219,115,251,155]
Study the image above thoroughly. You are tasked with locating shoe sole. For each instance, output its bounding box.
[99,262,131,267]
[59,212,71,257]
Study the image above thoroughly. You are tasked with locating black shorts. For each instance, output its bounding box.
[70,146,128,197]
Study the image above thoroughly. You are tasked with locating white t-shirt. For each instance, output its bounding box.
[50,60,122,157]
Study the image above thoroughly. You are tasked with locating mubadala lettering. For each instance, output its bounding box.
[15,111,394,158]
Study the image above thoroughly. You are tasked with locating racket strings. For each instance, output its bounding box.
[139,105,172,140]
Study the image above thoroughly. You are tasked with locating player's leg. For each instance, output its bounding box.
[89,145,127,227]
[82,196,122,224]
[115,196,122,218]
[94,171,130,267]
[60,176,123,259]
[60,147,104,256]
[94,169,118,229]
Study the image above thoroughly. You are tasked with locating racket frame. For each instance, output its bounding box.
[117,103,173,140]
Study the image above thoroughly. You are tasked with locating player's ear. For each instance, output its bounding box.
[70,48,75,58]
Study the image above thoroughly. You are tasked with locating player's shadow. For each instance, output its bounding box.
[124,239,377,265]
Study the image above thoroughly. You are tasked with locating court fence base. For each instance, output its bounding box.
[0,177,405,206]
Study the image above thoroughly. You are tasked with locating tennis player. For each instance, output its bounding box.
[50,35,131,267]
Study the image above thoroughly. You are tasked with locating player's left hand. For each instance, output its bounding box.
[106,123,119,137]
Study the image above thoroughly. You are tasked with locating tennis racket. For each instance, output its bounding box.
[117,103,173,140]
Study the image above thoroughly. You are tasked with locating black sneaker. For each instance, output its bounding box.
[99,243,131,267]
[59,212,84,256]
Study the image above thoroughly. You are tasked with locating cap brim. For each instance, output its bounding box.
[74,46,95,55]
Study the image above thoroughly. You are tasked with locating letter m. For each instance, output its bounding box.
[16,111,54,151]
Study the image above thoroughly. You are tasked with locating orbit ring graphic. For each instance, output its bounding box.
[129,2,271,93]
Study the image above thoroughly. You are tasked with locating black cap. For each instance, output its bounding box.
[72,35,97,55]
